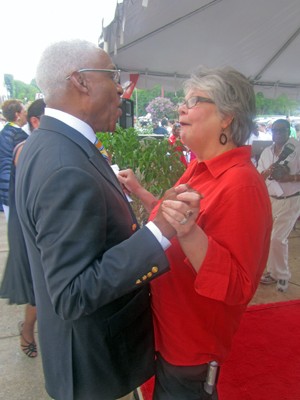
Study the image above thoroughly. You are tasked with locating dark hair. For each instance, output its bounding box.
[1,99,23,122]
[272,119,290,130]
[161,118,168,127]
[27,99,46,131]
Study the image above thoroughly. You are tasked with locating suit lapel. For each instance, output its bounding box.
[39,116,124,197]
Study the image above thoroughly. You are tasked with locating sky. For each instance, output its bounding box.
[1,0,118,84]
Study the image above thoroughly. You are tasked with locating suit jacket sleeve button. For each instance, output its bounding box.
[142,275,147,281]
[147,272,153,278]
[136,279,142,284]
[152,266,159,274]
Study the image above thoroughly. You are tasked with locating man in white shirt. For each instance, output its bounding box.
[257,119,300,292]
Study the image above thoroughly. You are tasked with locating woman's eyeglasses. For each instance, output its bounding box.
[178,96,215,109]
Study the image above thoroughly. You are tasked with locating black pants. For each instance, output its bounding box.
[153,353,219,400]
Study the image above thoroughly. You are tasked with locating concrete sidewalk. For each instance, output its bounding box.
[0,211,299,399]
[0,212,50,399]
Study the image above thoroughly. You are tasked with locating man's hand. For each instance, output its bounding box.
[118,169,142,196]
[160,185,203,238]
[153,184,202,239]
[261,164,275,180]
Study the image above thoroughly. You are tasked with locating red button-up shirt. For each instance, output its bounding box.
[150,146,272,366]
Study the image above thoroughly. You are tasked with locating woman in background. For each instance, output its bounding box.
[0,99,28,220]
[0,99,46,357]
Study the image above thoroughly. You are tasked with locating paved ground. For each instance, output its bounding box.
[250,219,300,305]
[0,212,299,399]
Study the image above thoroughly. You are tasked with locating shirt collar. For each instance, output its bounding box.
[201,146,252,178]
[45,108,96,144]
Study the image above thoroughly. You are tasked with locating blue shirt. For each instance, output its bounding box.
[0,123,28,205]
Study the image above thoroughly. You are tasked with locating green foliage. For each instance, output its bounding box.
[3,74,40,102]
[134,85,299,120]
[255,92,299,115]
[14,80,40,103]
[98,126,185,223]
[134,85,184,118]
[163,87,184,101]
[4,74,14,97]
[134,85,161,117]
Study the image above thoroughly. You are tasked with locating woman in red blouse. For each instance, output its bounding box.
[118,66,272,399]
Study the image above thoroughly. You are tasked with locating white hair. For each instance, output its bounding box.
[35,39,101,101]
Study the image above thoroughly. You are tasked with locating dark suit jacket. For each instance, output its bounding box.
[15,115,169,400]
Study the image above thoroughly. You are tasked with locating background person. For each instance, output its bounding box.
[286,116,297,139]
[0,112,6,130]
[168,122,181,145]
[118,66,272,399]
[257,122,272,140]
[168,122,188,168]
[295,123,300,141]
[153,120,168,136]
[0,100,28,220]
[0,99,46,358]
[258,119,300,292]
[15,39,198,400]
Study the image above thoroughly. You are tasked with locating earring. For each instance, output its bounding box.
[219,131,227,145]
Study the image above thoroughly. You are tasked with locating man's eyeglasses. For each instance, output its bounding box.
[66,69,121,84]
[178,96,215,109]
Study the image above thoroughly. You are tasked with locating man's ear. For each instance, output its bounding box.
[69,71,89,94]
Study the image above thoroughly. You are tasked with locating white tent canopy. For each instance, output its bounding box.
[100,0,300,99]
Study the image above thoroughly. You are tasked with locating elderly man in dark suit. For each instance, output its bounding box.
[15,40,200,400]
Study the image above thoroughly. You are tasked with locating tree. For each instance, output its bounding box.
[133,85,184,117]
[134,85,299,119]
[1,75,40,103]
[146,96,176,121]
[255,92,299,116]
[134,85,161,117]
[14,80,39,103]
[4,74,14,97]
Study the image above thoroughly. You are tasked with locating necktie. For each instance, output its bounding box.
[94,138,109,162]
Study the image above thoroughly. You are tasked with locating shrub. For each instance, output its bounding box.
[98,126,185,224]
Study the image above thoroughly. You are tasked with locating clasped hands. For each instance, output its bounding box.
[118,168,202,239]
[157,184,202,239]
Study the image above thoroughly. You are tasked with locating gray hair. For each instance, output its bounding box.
[35,40,100,101]
[183,66,256,146]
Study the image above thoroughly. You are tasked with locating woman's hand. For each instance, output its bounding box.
[160,184,208,272]
[161,185,203,237]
